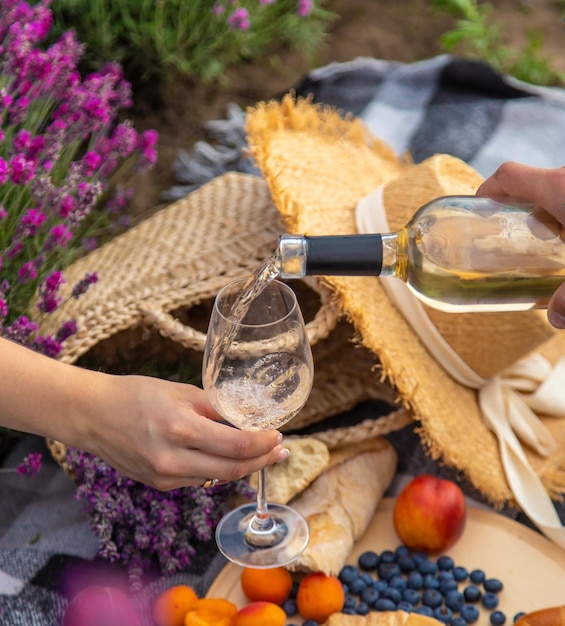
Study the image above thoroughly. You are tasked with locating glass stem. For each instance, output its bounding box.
[255,467,270,521]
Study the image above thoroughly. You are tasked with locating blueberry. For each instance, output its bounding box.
[433,606,453,624]
[484,578,504,594]
[444,589,465,612]
[422,589,443,609]
[453,566,469,582]
[303,621,319,626]
[452,619,467,626]
[469,569,486,584]
[360,587,380,607]
[423,574,440,590]
[389,575,407,590]
[403,588,421,605]
[513,613,526,623]
[395,544,411,557]
[356,602,370,616]
[348,577,367,595]
[358,550,380,571]
[490,611,507,625]
[289,581,299,598]
[380,549,397,563]
[461,604,480,624]
[406,571,424,590]
[437,555,454,570]
[375,598,397,611]
[360,572,374,586]
[482,592,499,610]
[439,577,458,594]
[342,608,357,615]
[339,564,360,584]
[398,554,416,573]
[412,551,429,564]
[281,598,297,616]
[418,559,439,575]
[378,562,401,580]
[414,606,434,617]
[382,587,403,604]
[343,594,357,610]
[374,580,388,592]
[463,585,482,603]
[397,601,414,612]
[437,570,454,582]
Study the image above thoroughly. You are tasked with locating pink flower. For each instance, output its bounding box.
[227,8,250,30]
[18,261,37,283]
[297,0,313,17]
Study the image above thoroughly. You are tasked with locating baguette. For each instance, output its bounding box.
[248,437,330,504]
[286,437,397,575]
[515,606,565,625]
[323,610,442,625]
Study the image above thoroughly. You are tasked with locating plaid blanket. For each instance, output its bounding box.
[3,54,565,625]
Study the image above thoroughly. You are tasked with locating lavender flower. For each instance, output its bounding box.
[66,446,255,587]
[0,0,158,358]
[0,452,43,477]
[16,452,42,476]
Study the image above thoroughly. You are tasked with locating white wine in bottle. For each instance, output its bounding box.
[275,196,565,313]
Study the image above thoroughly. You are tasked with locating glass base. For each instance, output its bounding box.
[215,502,310,568]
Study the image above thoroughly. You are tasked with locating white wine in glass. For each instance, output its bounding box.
[202,277,314,568]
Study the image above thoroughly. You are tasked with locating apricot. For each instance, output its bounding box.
[296,572,345,623]
[233,601,286,626]
[152,585,198,626]
[240,566,293,604]
[184,598,238,626]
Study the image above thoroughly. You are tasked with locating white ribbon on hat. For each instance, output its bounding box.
[356,185,565,548]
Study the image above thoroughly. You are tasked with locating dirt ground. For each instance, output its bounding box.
[125,0,565,217]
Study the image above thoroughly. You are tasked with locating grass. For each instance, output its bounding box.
[432,0,565,86]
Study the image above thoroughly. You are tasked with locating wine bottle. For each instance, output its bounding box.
[275,196,565,313]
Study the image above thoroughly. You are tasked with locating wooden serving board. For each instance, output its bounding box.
[207,498,565,625]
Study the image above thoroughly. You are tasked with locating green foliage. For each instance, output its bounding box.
[432,0,565,86]
[49,0,337,86]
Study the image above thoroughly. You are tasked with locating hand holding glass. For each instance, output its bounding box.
[202,278,314,567]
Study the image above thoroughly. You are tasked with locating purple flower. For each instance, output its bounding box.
[16,452,42,477]
[297,0,313,17]
[227,8,250,30]
[66,445,254,586]
[71,271,98,298]
[17,260,37,282]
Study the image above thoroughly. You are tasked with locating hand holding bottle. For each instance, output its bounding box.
[476,162,565,329]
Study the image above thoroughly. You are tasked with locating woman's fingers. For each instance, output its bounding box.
[477,162,565,224]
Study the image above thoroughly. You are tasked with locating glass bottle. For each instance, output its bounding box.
[275,196,565,313]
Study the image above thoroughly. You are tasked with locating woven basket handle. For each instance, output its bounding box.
[139,277,340,350]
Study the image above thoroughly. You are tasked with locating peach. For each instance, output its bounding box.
[240,566,293,604]
[233,601,286,626]
[63,585,140,626]
[152,584,198,626]
[393,474,467,553]
[296,572,345,623]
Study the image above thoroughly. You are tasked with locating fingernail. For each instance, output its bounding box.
[276,432,283,444]
[276,447,290,462]
[549,311,565,329]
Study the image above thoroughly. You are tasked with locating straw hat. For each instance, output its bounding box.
[245,94,565,508]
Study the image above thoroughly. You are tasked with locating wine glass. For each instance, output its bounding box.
[202,277,314,568]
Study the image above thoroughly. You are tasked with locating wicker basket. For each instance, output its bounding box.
[42,173,407,471]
